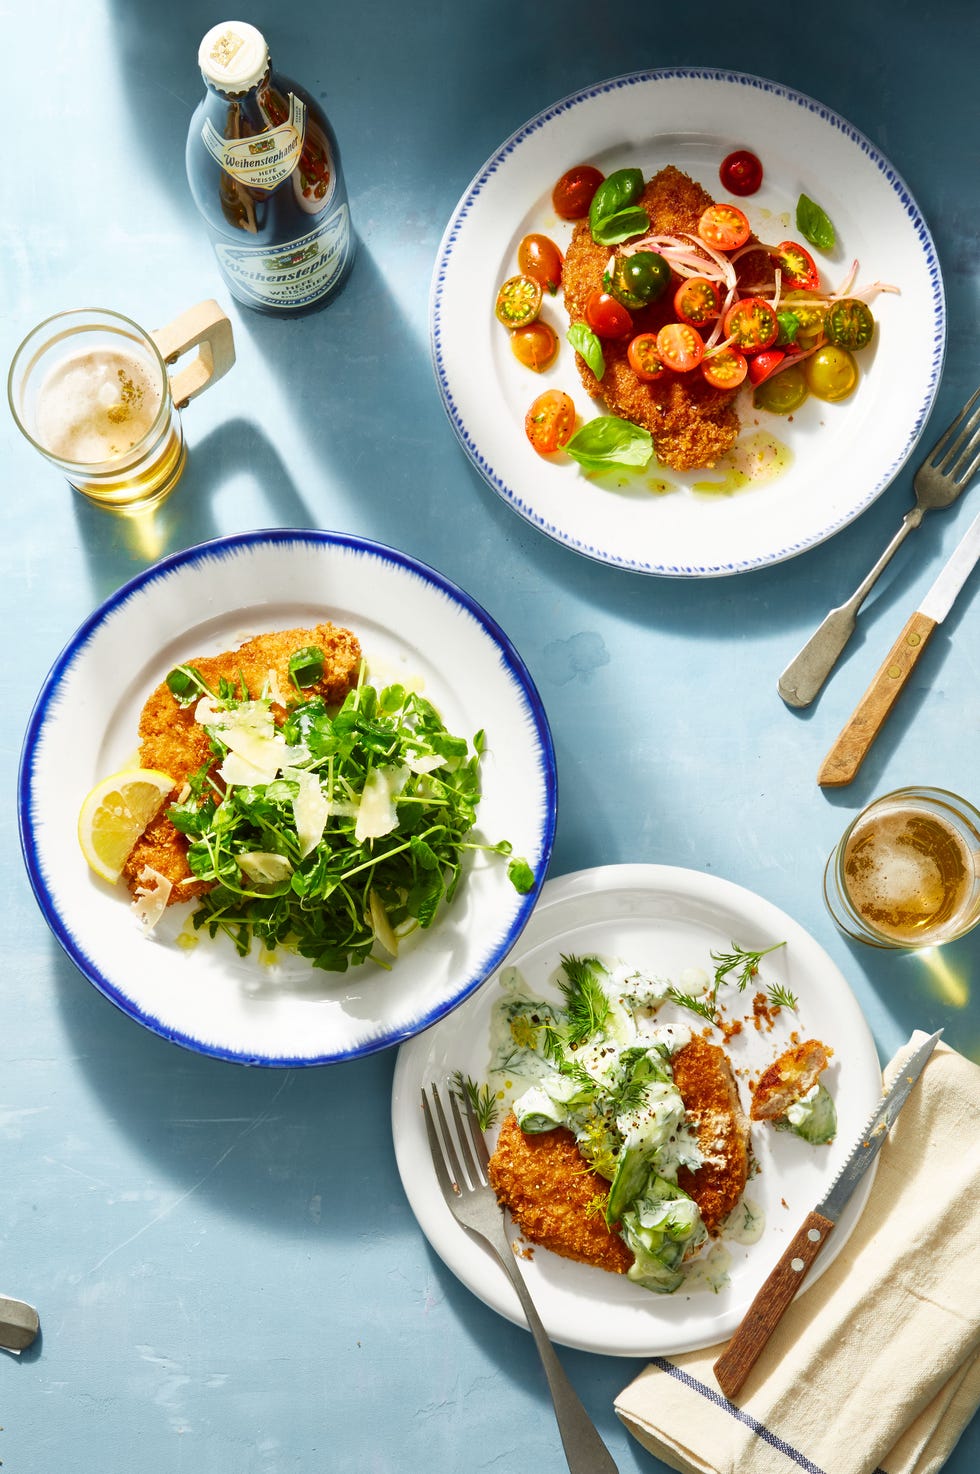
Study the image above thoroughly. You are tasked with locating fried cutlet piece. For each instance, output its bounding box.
[751,1040,833,1122]
[487,1113,633,1274]
[673,1035,750,1236]
[121,621,361,902]
[562,165,740,470]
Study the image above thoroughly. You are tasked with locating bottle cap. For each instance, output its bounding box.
[198,22,270,93]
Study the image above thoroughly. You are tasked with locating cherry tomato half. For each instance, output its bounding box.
[723,296,779,353]
[656,322,705,373]
[511,321,559,372]
[771,240,820,292]
[719,149,763,197]
[495,275,542,328]
[525,389,576,454]
[627,333,669,381]
[702,348,748,390]
[824,297,875,351]
[674,276,721,326]
[698,203,751,251]
[747,349,786,386]
[552,164,604,220]
[585,290,634,339]
[804,346,858,401]
[518,234,564,294]
[754,365,808,414]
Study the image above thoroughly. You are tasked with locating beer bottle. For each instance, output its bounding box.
[186,22,355,316]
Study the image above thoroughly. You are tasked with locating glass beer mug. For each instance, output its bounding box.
[8,301,235,511]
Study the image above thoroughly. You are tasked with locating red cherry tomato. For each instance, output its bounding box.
[698,203,752,251]
[719,150,763,197]
[770,240,820,292]
[552,164,604,220]
[673,277,721,326]
[517,233,564,294]
[723,296,779,353]
[511,321,559,372]
[525,389,576,455]
[747,349,786,386]
[656,322,705,373]
[702,348,748,390]
[627,333,669,381]
[585,290,634,339]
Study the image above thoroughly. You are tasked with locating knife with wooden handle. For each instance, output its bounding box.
[818,508,980,787]
[712,1029,940,1402]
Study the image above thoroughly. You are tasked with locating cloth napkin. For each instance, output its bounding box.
[615,1034,980,1474]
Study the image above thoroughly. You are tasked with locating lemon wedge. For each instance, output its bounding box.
[77,768,175,883]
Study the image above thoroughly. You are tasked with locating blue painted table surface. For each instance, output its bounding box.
[3,2,978,1470]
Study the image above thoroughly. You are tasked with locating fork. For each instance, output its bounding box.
[778,385,980,708]
[422,1083,619,1474]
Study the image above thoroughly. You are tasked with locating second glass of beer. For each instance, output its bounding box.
[824,786,980,948]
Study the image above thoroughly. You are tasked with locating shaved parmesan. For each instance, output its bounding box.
[285,767,331,857]
[355,764,409,842]
[405,752,446,776]
[132,866,172,932]
[238,851,294,885]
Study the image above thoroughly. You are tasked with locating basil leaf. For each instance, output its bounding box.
[775,310,800,346]
[564,416,654,473]
[590,206,650,246]
[589,168,643,230]
[796,193,836,251]
[567,321,605,380]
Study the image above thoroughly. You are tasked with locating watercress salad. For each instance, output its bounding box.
[164,653,534,971]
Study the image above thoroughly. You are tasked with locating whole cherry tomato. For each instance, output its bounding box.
[719,150,763,196]
[552,164,604,220]
[517,234,564,294]
[585,290,634,339]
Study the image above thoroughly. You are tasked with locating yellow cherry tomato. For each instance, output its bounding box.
[804,346,858,402]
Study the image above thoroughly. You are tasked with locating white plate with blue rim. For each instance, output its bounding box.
[430,68,945,577]
[18,530,556,1066]
[392,864,882,1356]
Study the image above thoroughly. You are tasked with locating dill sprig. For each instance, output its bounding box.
[711,940,787,992]
[666,986,719,1024]
[450,1071,499,1131]
[766,981,798,1012]
[556,954,611,1046]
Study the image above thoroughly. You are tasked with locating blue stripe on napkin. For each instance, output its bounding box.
[651,1358,889,1474]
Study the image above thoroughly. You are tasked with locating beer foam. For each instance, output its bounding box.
[34,346,162,464]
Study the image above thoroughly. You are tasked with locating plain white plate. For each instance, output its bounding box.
[431,68,945,576]
[18,530,556,1065]
[392,864,882,1356]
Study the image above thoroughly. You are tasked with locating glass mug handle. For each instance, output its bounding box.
[150,299,235,409]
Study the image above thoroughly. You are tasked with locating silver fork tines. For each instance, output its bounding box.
[421,1083,619,1474]
[778,384,980,707]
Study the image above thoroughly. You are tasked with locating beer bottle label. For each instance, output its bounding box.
[214,205,352,310]
[201,93,306,188]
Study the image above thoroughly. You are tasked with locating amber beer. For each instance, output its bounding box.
[825,787,980,948]
[8,304,234,510]
[186,22,355,316]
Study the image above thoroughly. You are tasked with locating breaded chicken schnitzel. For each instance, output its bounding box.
[562,165,740,470]
[121,622,361,903]
[751,1039,833,1122]
[487,1034,750,1277]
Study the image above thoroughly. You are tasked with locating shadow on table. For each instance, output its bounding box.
[49,939,413,1242]
[69,418,315,598]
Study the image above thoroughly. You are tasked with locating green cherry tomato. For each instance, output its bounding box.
[824,298,876,351]
[804,345,859,402]
[606,251,671,309]
[495,275,543,328]
[753,364,808,414]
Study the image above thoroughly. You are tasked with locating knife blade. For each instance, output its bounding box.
[712,1029,941,1400]
[0,1294,40,1353]
[819,510,980,786]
